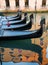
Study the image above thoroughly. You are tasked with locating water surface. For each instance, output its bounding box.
[2,62,40,65]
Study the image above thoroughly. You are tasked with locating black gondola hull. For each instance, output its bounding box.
[8,16,21,21]
[0,31,42,40]
[2,19,32,31]
[0,25,43,40]
[2,16,27,25]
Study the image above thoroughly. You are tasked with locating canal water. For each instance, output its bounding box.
[2,62,40,65]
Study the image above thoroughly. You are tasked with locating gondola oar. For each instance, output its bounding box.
[0,18,45,40]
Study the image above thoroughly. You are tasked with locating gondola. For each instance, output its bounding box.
[0,15,21,22]
[6,12,27,21]
[5,10,22,19]
[0,18,45,40]
[6,12,19,18]
[6,15,22,21]
[6,12,19,19]
[1,17,32,30]
[2,16,27,25]
[0,13,28,25]
[0,11,22,22]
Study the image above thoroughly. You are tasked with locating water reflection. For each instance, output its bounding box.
[46,46,48,58]
[33,13,48,25]
[2,62,40,65]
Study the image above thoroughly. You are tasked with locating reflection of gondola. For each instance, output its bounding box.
[1,17,32,30]
[2,16,27,25]
[0,18,45,40]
